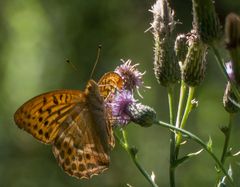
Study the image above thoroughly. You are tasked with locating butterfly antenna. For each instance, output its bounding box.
[89,44,102,79]
[65,58,79,72]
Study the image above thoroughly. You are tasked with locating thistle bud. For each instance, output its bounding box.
[150,0,180,87]
[225,13,240,85]
[182,30,207,87]
[223,82,240,113]
[126,103,156,127]
[192,0,221,45]
[175,34,188,64]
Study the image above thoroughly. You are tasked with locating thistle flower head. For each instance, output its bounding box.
[109,90,136,126]
[115,59,146,91]
[109,90,156,127]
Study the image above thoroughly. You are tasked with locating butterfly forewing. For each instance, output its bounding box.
[14,90,85,144]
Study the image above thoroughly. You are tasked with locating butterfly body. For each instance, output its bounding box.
[14,72,123,179]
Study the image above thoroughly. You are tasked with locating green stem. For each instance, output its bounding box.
[220,114,233,165]
[154,120,234,186]
[216,114,234,185]
[167,85,176,187]
[175,82,187,129]
[175,87,195,155]
[168,86,175,126]
[211,44,240,100]
[115,129,159,187]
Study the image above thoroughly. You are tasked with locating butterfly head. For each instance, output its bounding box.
[84,79,105,109]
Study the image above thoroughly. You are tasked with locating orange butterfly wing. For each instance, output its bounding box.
[14,90,85,144]
[98,72,123,99]
[52,99,110,179]
[98,72,123,149]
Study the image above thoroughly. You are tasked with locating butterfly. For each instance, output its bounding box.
[14,72,123,179]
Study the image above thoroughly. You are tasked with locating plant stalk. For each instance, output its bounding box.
[175,81,187,129]
[220,114,233,165]
[154,120,234,186]
[167,85,176,187]
[175,87,195,156]
[115,129,159,187]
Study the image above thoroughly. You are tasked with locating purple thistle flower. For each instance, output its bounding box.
[226,61,235,82]
[109,90,136,126]
[108,89,156,127]
[115,59,147,92]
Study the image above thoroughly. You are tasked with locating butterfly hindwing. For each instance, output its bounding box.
[14,90,85,144]
[52,81,110,179]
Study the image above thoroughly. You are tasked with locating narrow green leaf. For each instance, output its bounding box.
[207,136,213,151]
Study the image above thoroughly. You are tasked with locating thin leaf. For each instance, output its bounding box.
[233,150,240,157]
[151,172,156,183]
[207,136,213,151]
[175,149,203,166]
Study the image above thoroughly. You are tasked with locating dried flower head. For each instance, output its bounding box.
[150,0,180,87]
[115,59,146,91]
[182,30,207,87]
[192,0,221,44]
[150,0,176,38]
[225,13,240,85]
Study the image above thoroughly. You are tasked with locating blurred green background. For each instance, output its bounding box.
[1,0,240,186]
